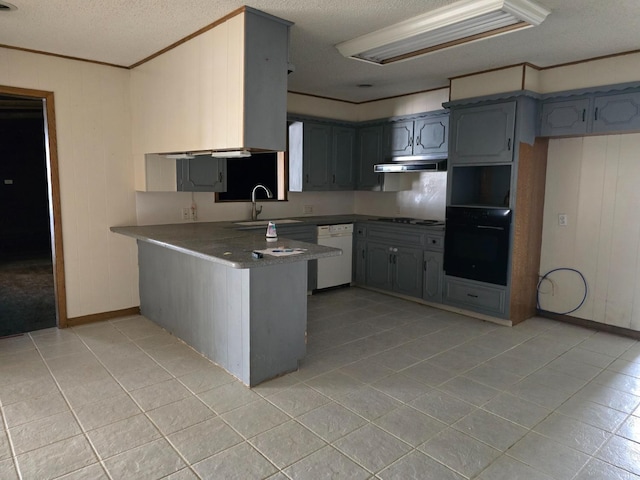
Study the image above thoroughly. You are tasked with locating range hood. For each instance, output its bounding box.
[374,154,447,173]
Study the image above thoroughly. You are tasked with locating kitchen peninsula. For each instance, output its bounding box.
[111,222,341,386]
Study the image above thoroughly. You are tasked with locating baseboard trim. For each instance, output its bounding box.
[66,307,141,327]
[538,311,640,340]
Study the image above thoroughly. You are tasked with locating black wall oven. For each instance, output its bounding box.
[444,207,512,286]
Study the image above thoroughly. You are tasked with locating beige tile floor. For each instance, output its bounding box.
[2,287,640,479]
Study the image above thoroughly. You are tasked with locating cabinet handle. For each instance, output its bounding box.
[467,293,479,298]
[305,174,309,184]
[332,174,336,184]
[423,260,427,271]
[507,138,512,151]
[392,255,396,265]
[595,107,599,121]
[409,136,413,147]
[219,172,223,183]
[389,254,393,264]
[582,109,586,122]
[416,136,420,146]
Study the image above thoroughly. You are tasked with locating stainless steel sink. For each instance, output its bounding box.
[234,219,303,226]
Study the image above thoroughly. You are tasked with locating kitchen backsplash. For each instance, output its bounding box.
[135,171,446,225]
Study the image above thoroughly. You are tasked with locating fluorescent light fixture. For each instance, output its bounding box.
[165,153,195,159]
[211,150,252,158]
[336,0,551,65]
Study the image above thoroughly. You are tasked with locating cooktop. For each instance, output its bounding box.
[374,217,445,227]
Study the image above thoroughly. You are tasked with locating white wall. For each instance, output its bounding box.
[0,48,139,318]
[135,190,355,225]
[136,88,453,225]
[540,134,640,330]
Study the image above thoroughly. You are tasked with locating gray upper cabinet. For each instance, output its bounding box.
[386,121,414,156]
[384,113,449,158]
[414,115,449,157]
[449,101,516,164]
[356,125,384,190]
[289,121,355,192]
[593,91,640,133]
[332,126,357,189]
[540,98,591,137]
[540,87,640,137]
[177,156,227,192]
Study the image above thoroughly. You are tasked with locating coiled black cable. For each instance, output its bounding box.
[536,267,588,315]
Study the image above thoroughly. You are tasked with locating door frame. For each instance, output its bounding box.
[0,85,67,328]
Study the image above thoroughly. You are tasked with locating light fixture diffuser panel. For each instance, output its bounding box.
[336,0,550,64]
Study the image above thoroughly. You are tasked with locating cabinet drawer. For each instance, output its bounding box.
[444,277,506,315]
[425,235,443,251]
[367,226,425,247]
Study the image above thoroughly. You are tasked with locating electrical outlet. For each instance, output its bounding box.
[181,207,190,220]
[303,205,313,214]
[558,213,568,226]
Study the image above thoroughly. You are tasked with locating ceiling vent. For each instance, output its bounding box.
[336,0,550,65]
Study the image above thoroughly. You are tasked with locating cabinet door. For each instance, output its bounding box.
[354,240,367,284]
[414,115,448,156]
[593,91,640,134]
[393,246,423,298]
[366,241,393,290]
[385,121,414,156]
[423,251,443,303]
[177,157,227,192]
[540,98,590,137]
[303,123,332,190]
[357,125,384,190]
[450,102,516,164]
[332,126,356,189]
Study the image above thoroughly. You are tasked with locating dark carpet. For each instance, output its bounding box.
[0,254,56,337]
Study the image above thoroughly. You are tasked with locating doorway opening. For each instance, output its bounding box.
[0,87,66,336]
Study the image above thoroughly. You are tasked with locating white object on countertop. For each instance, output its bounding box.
[266,221,277,238]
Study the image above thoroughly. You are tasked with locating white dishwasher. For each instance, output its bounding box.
[316,223,353,290]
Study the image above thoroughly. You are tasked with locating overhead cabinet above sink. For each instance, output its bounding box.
[132,7,292,191]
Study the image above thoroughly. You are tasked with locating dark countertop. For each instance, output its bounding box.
[110,214,444,269]
[110,222,342,269]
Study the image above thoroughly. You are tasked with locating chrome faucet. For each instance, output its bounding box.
[251,184,273,220]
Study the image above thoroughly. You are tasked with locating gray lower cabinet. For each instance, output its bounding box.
[365,242,423,299]
[358,223,443,302]
[393,246,423,298]
[366,241,393,291]
[443,275,507,317]
[177,156,227,192]
[449,101,516,164]
[423,251,443,303]
[353,224,367,283]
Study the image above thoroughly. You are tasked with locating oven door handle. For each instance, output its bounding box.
[476,225,505,231]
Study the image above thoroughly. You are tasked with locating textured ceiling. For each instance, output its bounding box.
[0,0,639,102]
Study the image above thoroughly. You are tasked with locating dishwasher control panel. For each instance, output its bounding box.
[318,224,354,236]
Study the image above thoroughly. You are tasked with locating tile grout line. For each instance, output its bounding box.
[24,330,115,480]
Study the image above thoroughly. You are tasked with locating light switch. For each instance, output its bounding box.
[4,179,13,185]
